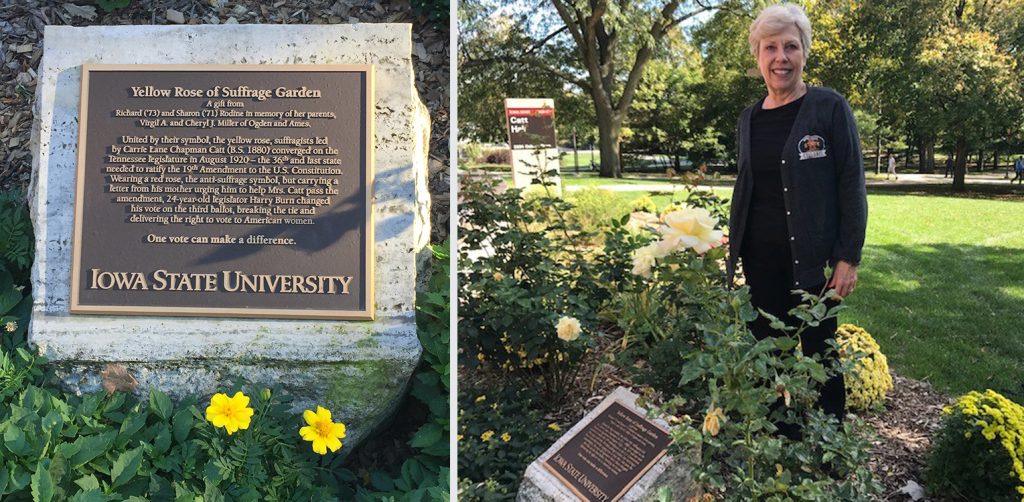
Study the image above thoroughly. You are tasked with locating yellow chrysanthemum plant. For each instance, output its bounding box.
[927,389,1024,501]
[300,406,347,455]
[835,324,893,411]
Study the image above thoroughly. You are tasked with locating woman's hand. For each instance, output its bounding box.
[827,260,858,299]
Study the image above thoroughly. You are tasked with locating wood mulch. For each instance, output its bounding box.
[0,0,449,241]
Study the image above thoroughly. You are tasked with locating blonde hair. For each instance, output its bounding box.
[748,4,812,57]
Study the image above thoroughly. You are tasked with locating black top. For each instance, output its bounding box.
[742,96,804,257]
[727,87,868,289]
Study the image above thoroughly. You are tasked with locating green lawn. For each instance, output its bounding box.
[841,194,1024,401]
[587,187,1024,400]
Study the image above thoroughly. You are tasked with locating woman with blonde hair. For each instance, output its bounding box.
[726,3,868,430]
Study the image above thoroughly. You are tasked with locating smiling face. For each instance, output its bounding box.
[757,25,806,100]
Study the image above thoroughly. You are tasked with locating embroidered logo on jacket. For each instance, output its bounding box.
[798,135,827,160]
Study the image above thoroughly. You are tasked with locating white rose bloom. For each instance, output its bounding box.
[631,241,669,277]
[625,211,660,233]
[659,206,724,254]
[556,316,582,341]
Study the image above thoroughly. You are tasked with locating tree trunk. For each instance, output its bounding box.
[596,113,622,178]
[875,135,882,174]
[953,137,968,191]
[918,137,936,173]
[976,149,984,171]
[905,146,911,169]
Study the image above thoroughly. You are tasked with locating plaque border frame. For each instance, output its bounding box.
[70,64,376,320]
[541,400,671,502]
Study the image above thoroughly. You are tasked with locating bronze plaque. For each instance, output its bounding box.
[71,65,374,320]
[506,106,557,150]
[543,401,671,502]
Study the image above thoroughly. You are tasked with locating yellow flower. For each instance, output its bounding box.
[3,321,16,333]
[501,432,511,442]
[299,406,347,455]
[457,434,463,441]
[481,430,495,442]
[631,241,669,277]
[548,423,561,432]
[475,395,487,403]
[493,271,504,281]
[556,316,582,342]
[205,392,254,435]
[702,406,725,436]
[659,205,723,254]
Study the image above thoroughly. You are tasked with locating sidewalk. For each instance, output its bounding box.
[561,171,1021,192]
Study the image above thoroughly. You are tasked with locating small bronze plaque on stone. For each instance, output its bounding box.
[71,65,374,319]
[543,401,671,502]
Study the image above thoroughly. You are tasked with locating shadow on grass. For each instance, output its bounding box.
[866,182,1024,201]
[843,242,1024,402]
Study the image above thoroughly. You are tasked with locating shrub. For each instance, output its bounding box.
[630,195,658,213]
[927,389,1024,501]
[479,149,511,165]
[456,385,561,500]
[836,324,893,411]
[565,188,631,239]
[0,191,33,288]
[671,287,883,501]
[459,176,603,406]
[459,143,483,165]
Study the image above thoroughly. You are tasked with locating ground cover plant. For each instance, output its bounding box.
[0,192,449,501]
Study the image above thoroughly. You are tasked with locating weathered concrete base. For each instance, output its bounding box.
[518,387,701,502]
[29,25,431,449]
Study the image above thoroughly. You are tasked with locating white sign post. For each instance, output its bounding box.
[505,98,561,195]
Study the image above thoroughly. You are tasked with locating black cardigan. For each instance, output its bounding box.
[727,86,868,289]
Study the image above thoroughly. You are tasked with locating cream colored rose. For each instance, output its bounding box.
[659,206,724,254]
[556,316,582,341]
[631,242,669,277]
[625,211,660,233]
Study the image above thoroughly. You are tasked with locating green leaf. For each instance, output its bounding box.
[149,389,173,421]
[678,361,705,385]
[773,336,800,351]
[370,470,395,492]
[808,362,828,383]
[69,432,117,467]
[4,424,30,456]
[0,468,9,496]
[69,490,114,502]
[31,459,54,502]
[116,411,147,448]
[409,423,443,449]
[111,446,144,488]
[171,407,194,443]
[74,474,100,491]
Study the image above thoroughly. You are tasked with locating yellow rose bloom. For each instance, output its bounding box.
[548,423,561,432]
[658,205,723,254]
[4,321,16,333]
[556,316,582,342]
[475,395,486,403]
[702,406,725,436]
[205,391,254,435]
[501,432,511,442]
[299,405,347,455]
[481,430,495,442]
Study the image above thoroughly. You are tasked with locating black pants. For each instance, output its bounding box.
[742,245,846,425]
